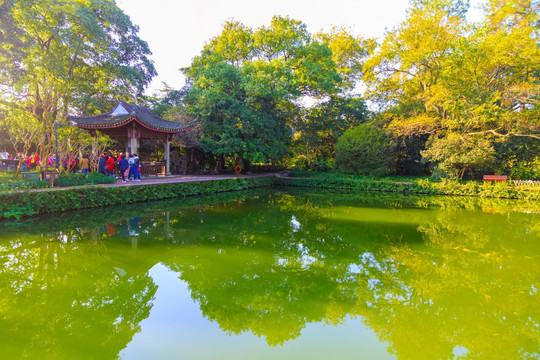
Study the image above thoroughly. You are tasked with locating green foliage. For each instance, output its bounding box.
[0,171,49,191]
[0,0,156,159]
[56,172,117,187]
[277,176,540,200]
[0,176,277,219]
[335,124,394,176]
[1,172,538,221]
[287,170,430,183]
[288,170,361,180]
[363,0,540,176]
[315,26,374,91]
[495,136,540,175]
[291,158,334,172]
[183,16,369,167]
[292,96,368,166]
[309,160,333,172]
[56,173,87,187]
[509,156,540,180]
[421,133,496,179]
[3,203,38,219]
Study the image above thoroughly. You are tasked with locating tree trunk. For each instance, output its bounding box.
[214,153,224,174]
[242,158,251,173]
[15,159,23,178]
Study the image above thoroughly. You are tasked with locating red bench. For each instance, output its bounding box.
[483,175,508,182]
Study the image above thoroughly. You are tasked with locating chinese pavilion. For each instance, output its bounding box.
[68,101,194,175]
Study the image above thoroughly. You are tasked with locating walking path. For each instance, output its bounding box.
[25,172,280,192]
[109,173,279,187]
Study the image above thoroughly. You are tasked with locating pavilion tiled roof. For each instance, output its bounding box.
[68,101,194,133]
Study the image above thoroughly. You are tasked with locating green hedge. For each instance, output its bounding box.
[287,170,430,182]
[276,177,540,200]
[0,176,277,219]
[2,174,538,220]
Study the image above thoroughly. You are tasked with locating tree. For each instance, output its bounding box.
[363,0,540,175]
[183,16,348,170]
[421,132,496,179]
[0,0,156,162]
[316,26,375,92]
[2,109,41,175]
[292,96,368,168]
[334,124,394,176]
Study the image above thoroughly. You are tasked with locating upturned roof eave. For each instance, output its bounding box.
[68,101,195,133]
[70,114,194,133]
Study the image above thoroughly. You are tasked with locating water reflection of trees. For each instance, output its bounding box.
[158,192,538,357]
[0,233,157,359]
[0,190,538,358]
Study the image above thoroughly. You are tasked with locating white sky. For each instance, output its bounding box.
[115,0,484,95]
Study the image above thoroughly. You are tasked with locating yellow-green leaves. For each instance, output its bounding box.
[364,0,539,177]
[316,26,374,91]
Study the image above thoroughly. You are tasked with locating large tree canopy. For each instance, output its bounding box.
[0,0,156,159]
[183,16,369,167]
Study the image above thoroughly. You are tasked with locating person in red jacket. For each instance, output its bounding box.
[116,152,124,178]
[106,153,115,177]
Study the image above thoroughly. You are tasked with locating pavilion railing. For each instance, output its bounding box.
[0,159,19,172]
[140,162,165,176]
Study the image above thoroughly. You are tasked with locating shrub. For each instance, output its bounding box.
[276,177,540,200]
[510,156,540,180]
[421,133,496,179]
[335,124,394,176]
[85,171,117,184]
[0,171,50,191]
[429,165,452,182]
[56,173,86,187]
[56,172,116,187]
[310,159,333,172]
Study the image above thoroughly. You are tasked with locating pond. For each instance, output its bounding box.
[0,189,539,359]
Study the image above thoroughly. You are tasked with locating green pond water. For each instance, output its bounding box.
[0,189,539,359]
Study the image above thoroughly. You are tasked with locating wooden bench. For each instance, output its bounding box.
[140,162,165,176]
[483,175,508,182]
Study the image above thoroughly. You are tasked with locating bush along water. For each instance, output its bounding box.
[276,176,540,200]
[0,176,277,220]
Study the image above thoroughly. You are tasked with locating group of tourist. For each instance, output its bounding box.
[98,152,141,183]
[0,151,12,160]
[1,150,144,183]
[0,151,15,171]
[0,151,82,172]
[20,152,41,171]
[0,152,45,171]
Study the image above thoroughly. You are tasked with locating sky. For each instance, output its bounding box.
[115,0,484,95]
